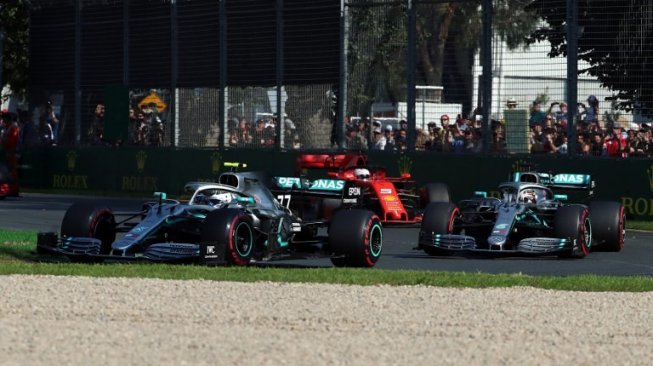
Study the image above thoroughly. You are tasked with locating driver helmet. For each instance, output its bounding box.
[519,188,537,204]
[207,192,234,207]
[354,168,371,180]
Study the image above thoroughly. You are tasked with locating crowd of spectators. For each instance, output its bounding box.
[527,95,653,158]
[227,113,301,149]
[342,94,653,158]
[345,114,497,153]
[4,93,653,158]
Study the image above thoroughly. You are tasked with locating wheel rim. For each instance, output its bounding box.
[581,215,592,254]
[369,223,383,258]
[619,207,626,249]
[233,221,253,257]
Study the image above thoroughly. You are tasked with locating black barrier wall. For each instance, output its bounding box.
[18,148,653,221]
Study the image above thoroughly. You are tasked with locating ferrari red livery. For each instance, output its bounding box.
[297,153,449,224]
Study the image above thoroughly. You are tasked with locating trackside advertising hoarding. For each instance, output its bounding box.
[17,147,653,220]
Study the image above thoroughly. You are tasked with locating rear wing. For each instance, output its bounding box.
[296,153,366,171]
[513,172,594,192]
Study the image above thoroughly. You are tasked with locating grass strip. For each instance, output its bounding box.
[0,231,652,292]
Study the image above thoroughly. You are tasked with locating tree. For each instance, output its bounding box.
[527,0,653,118]
[346,0,539,116]
[1,1,30,99]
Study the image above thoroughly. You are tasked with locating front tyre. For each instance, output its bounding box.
[588,201,625,252]
[419,202,459,256]
[200,209,255,266]
[60,202,116,254]
[555,205,592,258]
[329,209,383,267]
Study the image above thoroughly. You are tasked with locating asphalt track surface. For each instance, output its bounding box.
[1,193,652,276]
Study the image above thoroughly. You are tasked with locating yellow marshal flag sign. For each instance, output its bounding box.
[139,92,167,112]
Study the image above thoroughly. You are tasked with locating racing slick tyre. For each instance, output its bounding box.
[588,201,625,252]
[419,183,451,208]
[554,205,592,259]
[420,202,459,256]
[328,209,383,267]
[200,209,255,266]
[60,202,116,255]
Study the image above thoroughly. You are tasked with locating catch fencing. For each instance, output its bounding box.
[7,0,653,158]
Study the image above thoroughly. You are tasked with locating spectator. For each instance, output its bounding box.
[542,128,558,154]
[128,108,146,145]
[553,102,568,127]
[603,131,621,157]
[371,127,386,150]
[440,114,450,130]
[38,106,54,146]
[253,118,266,145]
[44,102,60,144]
[262,125,276,147]
[492,129,507,154]
[451,128,466,153]
[639,129,653,156]
[415,128,429,151]
[529,100,546,127]
[347,125,368,150]
[583,95,600,125]
[88,103,105,145]
[576,132,591,155]
[590,133,604,156]
[424,122,440,151]
[383,125,395,151]
[236,118,253,146]
[506,98,518,110]
[543,113,555,129]
[395,129,407,151]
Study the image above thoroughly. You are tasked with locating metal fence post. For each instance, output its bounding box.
[74,0,82,145]
[171,0,178,147]
[0,26,4,98]
[406,0,416,152]
[218,0,226,150]
[338,0,348,150]
[276,0,284,150]
[566,0,578,154]
[481,0,492,154]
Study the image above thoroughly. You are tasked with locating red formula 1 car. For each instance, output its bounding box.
[297,153,449,225]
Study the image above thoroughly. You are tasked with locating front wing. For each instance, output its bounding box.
[418,232,574,257]
[37,232,200,263]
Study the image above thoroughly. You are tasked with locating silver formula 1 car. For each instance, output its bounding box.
[37,165,383,267]
[417,170,625,258]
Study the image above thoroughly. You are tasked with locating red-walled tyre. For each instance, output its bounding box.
[329,209,383,267]
[60,202,116,255]
[420,202,459,256]
[200,209,254,266]
[555,205,592,259]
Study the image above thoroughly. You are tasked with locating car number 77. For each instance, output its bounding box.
[276,194,291,208]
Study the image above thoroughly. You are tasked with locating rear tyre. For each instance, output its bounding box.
[200,209,255,266]
[329,209,383,267]
[555,205,592,258]
[60,202,116,254]
[588,201,625,252]
[420,202,459,256]
[419,183,451,208]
